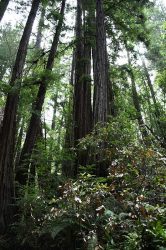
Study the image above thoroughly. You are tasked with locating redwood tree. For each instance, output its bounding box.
[17,0,66,185]
[93,0,110,125]
[73,0,93,145]
[0,0,40,233]
[72,0,93,175]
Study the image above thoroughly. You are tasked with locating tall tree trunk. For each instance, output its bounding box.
[51,92,58,130]
[93,0,110,125]
[92,0,113,177]
[35,5,45,49]
[0,0,40,233]
[0,0,10,22]
[73,0,93,175]
[127,51,149,141]
[82,8,92,137]
[142,60,158,110]
[28,5,46,183]
[17,0,66,186]
[142,59,166,146]
[62,51,75,177]
[73,0,93,142]
[73,0,84,146]
[108,64,116,117]
[14,118,25,167]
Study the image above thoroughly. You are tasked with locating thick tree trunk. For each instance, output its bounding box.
[17,0,66,185]
[0,0,10,22]
[74,1,92,140]
[93,0,109,125]
[73,0,93,175]
[0,0,40,233]
[92,0,113,177]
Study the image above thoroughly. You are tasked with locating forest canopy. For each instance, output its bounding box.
[0,0,165,249]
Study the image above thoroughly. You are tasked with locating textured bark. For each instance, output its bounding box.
[17,0,66,185]
[73,0,93,175]
[91,0,113,177]
[73,0,84,145]
[0,0,40,233]
[74,0,92,143]
[0,0,10,22]
[93,0,109,125]
[82,8,92,137]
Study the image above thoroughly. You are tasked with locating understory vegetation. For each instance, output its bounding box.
[0,0,165,249]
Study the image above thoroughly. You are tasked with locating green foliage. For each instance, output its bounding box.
[0,1,165,250]
[13,126,166,249]
[156,69,166,93]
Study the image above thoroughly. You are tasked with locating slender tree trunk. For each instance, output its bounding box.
[73,0,84,145]
[82,8,92,137]
[28,6,46,183]
[62,51,75,177]
[0,0,10,22]
[0,65,7,81]
[142,60,158,110]
[14,118,25,167]
[17,0,66,186]
[29,119,43,184]
[0,0,40,233]
[127,51,149,141]
[35,6,45,49]
[57,113,64,146]
[51,92,58,130]
[108,64,116,117]
[142,60,166,146]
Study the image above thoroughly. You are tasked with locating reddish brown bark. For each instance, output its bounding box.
[0,0,40,233]
[73,0,92,143]
[93,0,109,125]
[17,0,66,185]
[72,0,93,175]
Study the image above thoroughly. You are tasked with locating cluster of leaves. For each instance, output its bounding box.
[12,122,166,250]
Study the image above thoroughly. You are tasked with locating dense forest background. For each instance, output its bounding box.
[0,0,165,249]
